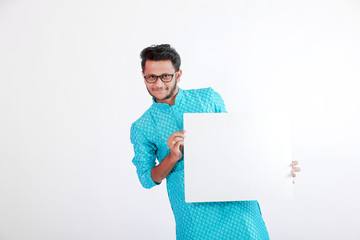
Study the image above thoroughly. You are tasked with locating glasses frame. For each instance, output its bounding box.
[143,72,177,83]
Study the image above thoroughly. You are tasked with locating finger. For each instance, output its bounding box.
[292,170,296,177]
[293,179,295,184]
[174,140,184,152]
[175,130,186,136]
[291,160,299,167]
[169,135,183,145]
[168,131,186,143]
[171,136,185,145]
[173,136,185,142]
[179,140,184,152]
[292,167,301,172]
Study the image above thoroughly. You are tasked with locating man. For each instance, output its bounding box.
[130,44,301,239]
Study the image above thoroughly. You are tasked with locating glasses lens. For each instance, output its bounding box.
[146,75,157,83]
[161,74,173,82]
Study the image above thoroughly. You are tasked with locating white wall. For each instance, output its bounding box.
[0,0,359,239]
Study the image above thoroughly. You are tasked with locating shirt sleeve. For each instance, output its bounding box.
[209,87,227,113]
[130,123,160,189]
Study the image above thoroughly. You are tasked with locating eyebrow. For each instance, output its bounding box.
[146,73,173,75]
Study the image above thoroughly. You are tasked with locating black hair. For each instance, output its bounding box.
[140,44,181,72]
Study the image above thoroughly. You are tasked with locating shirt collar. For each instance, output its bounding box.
[151,87,184,109]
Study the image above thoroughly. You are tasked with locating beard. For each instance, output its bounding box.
[147,80,178,102]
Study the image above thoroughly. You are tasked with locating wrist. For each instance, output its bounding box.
[168,153,179,163]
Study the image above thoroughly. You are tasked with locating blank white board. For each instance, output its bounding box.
[183,112,293,203]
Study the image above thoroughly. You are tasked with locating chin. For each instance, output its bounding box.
[158,95,171,101]
[152,92,167,100]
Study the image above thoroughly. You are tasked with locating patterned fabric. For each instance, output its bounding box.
[130,87,270,240]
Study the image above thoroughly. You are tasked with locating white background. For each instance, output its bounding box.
[0,0,359,239]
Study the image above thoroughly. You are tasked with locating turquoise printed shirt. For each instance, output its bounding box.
[131,87,269,239]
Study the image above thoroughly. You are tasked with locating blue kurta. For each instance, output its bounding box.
[130,87,269,239]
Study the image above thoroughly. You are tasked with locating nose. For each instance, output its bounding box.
[153,77,164,88]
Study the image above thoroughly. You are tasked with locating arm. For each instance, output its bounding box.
[131,124,159,189]
[151,130,185,184]
[131,123,185,188]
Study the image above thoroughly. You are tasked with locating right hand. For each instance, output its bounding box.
[167,130,186,162]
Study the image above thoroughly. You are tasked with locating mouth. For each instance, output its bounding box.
[153,88,166,92]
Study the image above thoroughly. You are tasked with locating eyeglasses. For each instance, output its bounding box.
[143,73,177,83]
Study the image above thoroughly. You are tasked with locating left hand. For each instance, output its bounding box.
[291,160,301,184]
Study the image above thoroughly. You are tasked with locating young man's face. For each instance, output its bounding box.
[142,60,182,104]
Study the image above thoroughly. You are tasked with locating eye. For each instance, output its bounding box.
[161,74,172,81]
[146,75,157,81]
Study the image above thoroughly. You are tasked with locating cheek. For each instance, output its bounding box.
[166,82,176,89]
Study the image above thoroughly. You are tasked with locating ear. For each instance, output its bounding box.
[176,69,182,83]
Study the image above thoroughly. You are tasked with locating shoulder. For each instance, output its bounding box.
[183,87,226,112]
[130,108,155,139]
[183,87,215,94]
[182,87,218,100]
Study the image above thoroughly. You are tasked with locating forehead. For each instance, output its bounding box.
[144,60,175,74]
